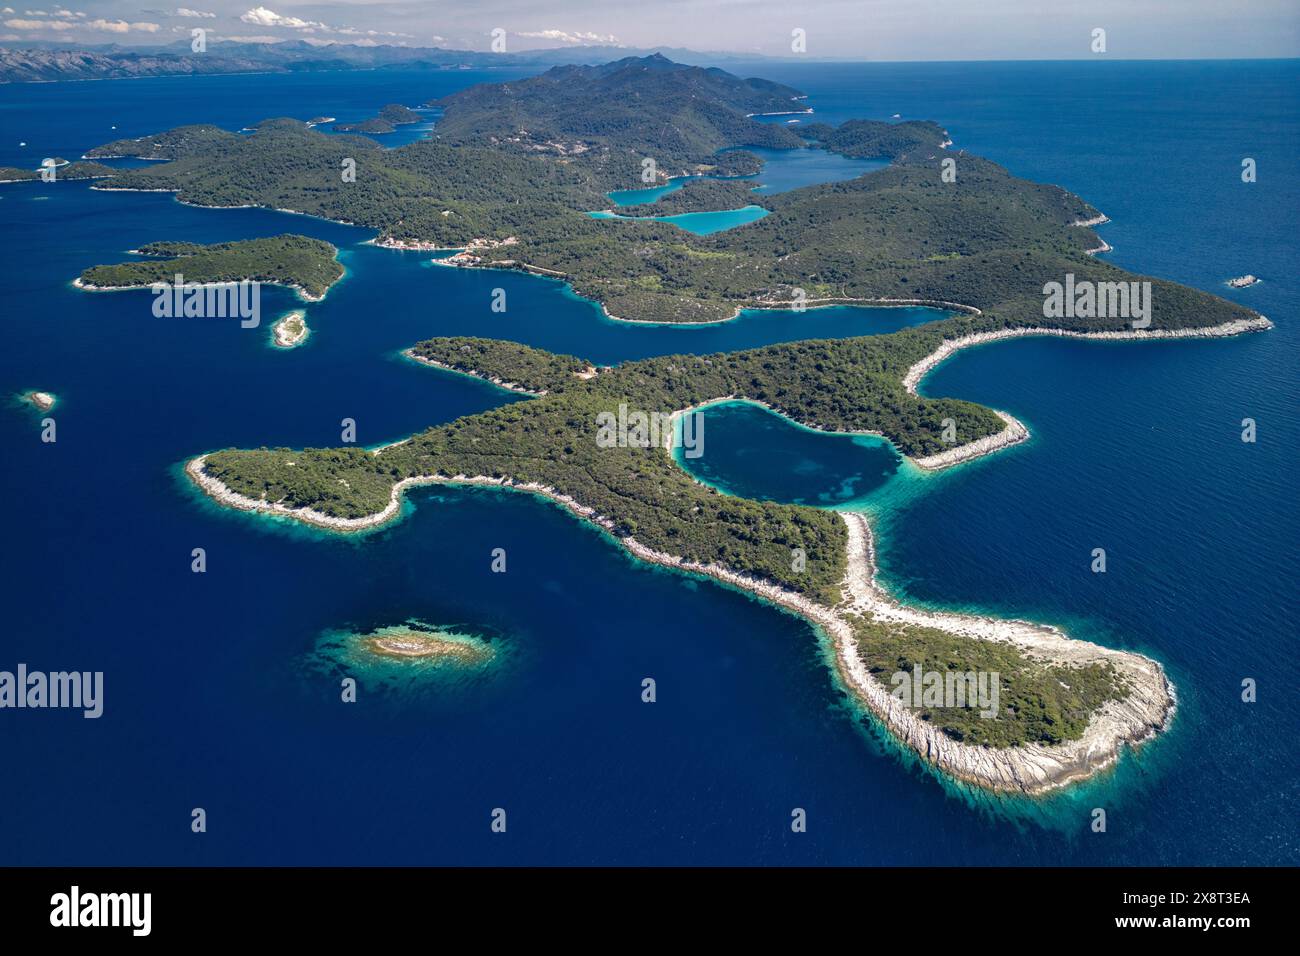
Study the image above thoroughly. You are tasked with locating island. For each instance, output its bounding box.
[70,55,1272,794]
[271,310,310,348]
[355,624,494,665]
[1228,274,1260,288]
[333,103,423,135]
[74,235,344,302]
[0,160,116,183]
[84,123,241,161]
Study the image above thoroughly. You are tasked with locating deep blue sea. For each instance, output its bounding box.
[0,61,1295,865]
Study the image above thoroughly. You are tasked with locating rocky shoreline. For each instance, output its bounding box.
[183,448,1177,794]
[72,274,329,304]
[24,390,56,411]
[271,311,309,348]
[401,350,546,395]
[829,512,1175,794]
[912,410,1030,470]
[1072,213,1111,228]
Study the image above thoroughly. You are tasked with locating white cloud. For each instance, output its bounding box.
[518,29,621,45]
[5,17,73,28]
[175,7,214,17]
[86,19,160,33]
[240,7,322,30]
[4,14,158,33]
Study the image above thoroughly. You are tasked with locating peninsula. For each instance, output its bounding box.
[333,103,423,135]
[0,160,115,183]
[75,235,344,302]
[59,55,1270,793]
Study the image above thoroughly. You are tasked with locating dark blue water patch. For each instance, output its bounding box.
[0,182,532,454]
[728,145,890,194]
[303,112,441,150]
[674,400,902,505]
[0,69,534,168]
[0,178,943,449]
[1,61,1296,866]
[605,144,887,206]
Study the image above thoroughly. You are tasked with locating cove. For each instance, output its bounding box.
[673,399,903,506]
[605,144,890,207]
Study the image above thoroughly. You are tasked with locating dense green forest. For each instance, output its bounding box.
[85,123,245,159]
[797,118,949,159]
[200,325,1008,603]
[408,338,593,394]
[853,617,1127,747]
[203,384,853,603]
[76,120,1253,328]
[334,103,423,134]
[428,54,807,171]
[79,234,343,299]
[0,160,115,181]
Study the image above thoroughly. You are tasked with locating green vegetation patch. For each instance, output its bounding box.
[409,338,592,394]
[616,179,762,216]
[80,234,344,299]
[853,616,1127,747]
[334,103,423,134]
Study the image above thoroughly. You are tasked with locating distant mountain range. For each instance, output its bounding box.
[0,47,282,83]
[0,40,790,84]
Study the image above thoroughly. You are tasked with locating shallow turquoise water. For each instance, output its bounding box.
[588,203,770,234]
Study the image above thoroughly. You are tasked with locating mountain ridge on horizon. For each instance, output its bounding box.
[0,39,806,84]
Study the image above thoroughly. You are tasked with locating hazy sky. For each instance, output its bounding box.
[2,1,1298,59]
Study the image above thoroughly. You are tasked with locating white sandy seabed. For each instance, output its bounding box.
[183,315,1271,794]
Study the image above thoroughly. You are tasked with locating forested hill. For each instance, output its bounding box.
[428,53,807,166]
[66,54,1264,330]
